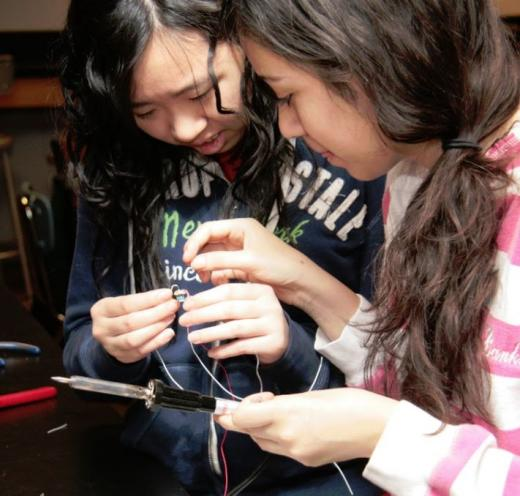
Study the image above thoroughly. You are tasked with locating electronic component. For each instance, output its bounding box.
[171,284,189,302]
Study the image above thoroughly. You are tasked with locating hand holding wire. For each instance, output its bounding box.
[179,283,289,364]
[90,288,179,363]
[215,388,398,470]
[182,218,311,307]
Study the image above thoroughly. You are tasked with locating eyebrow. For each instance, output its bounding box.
[131,77,213,108]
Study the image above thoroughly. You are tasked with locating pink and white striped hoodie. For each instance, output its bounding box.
[315,122,520,495]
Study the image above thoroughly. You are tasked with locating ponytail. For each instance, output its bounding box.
[368,144,510,422]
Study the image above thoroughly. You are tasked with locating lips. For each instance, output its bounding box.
[193,133,220,148]
[193,131,226,155]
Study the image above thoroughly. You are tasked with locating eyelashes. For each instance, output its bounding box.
[189,88,212,102]
[134,109,155,119]
[134,88,214,120]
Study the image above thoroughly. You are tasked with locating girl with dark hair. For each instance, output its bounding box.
[180,0,520,493]
[60,0,384,494]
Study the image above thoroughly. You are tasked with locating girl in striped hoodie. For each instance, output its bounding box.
[180,0,520,494]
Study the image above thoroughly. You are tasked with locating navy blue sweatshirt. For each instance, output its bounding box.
[64,139,384,495]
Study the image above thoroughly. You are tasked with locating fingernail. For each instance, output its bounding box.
[187,332,199,344]
[256,392,275,402]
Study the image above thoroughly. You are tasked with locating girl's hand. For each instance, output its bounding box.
[183,218,360,339]
[215,388,398,466]
[90,288,179,363]
[182,218,312,307]
[178,283,289,364]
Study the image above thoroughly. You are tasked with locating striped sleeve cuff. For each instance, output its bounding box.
[363,400,512,496]
[314,295,374,384]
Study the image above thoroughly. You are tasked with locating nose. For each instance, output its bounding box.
[277,104,304,140]
[170,110,207,144]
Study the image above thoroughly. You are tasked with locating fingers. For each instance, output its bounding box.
[91,288,174,318]
[182,283,268,312]
[100,322,175,363]
[180,300,259,330]
[215,393,309,461]
[189,323,285,362]
[210,269,248,286]
[179,283,287,362]
[180,284,270,328]
[125,327,175,357]
[103,298,178,336]
[105,326,175,363]
[189,251,256,275]
[183,219,246,264]
[108,318,175,351]
[207,335,267,360]
[91,289,179,363]
[229,393,277,430]
[214,392,275,432]
[214,413,240,432]
[187,319,261,345]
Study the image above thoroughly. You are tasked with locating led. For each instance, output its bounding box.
[171,284,189,302]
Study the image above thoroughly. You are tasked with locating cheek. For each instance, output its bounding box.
[135,117,173,143]
[135,119,157,137]
[216,77,243,112]
[297,106,329,140]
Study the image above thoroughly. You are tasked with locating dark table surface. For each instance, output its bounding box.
[0,285,189,496]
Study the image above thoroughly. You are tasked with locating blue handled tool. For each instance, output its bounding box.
[0,341,41,367]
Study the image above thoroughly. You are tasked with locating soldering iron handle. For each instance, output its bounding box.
[150,380,217,413]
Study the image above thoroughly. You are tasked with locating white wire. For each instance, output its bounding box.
[308,356,323,391]
[308,358,354,495]
[155,334,243,401]
[333,462,354,496]
[154,349,185,390]
[129,224,187,391]
[255,354,264,393]
[188,339,244,400]
[155,284,243,400]
[156,280,352,495]
[158,323,354,496]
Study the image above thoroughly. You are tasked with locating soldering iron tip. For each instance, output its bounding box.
[51,376,71,384]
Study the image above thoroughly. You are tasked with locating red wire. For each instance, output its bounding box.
[187,324,233,496]
[217,362,234,496]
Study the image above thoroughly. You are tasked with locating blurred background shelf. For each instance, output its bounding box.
[498,0,520,18]
[0,77,63,109]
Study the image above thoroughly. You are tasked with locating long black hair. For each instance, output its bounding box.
[226,0,520,423]
[59,0,291,292]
